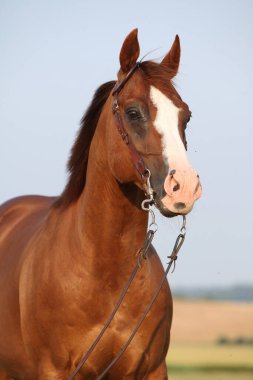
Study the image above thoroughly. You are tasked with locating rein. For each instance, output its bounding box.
[96,216,186,380]
[67,63,187,379]
[67,213,186,380]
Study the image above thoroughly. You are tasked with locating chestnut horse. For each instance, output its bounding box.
[0,29,201,379]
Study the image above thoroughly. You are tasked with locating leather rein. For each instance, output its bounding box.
[67,62,187,380]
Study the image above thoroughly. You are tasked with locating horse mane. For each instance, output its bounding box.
[54,80,116,208]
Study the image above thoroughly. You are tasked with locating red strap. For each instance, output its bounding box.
[113,107,147,179]
[112,62,141,96]
[112,63,147,181]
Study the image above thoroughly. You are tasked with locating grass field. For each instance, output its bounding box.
[166,299,253,379]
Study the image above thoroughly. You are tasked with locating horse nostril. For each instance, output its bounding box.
[174,202,186,210]
[173,184,180,192]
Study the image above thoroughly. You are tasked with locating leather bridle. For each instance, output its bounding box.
[111,62,152,194]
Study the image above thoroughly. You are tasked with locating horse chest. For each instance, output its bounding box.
[76,275,171,377]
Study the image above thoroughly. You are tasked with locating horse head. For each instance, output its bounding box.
[106,29,202,217]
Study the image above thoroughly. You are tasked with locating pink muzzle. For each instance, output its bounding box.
[161,167,202,214]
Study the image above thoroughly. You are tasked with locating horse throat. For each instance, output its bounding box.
[74,116,149,272]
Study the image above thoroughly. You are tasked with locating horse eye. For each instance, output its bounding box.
[126,108,142,121]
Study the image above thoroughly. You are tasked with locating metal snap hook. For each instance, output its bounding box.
[180,215,187,235]
[142,169,154,199]
[141,197,153,212]
[149,221,158,233]
[141,170,154,211]
[141,199,157,234]
[141,198,156,227]
[141,168,158,231]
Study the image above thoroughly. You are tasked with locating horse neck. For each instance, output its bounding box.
[71,104,148,273]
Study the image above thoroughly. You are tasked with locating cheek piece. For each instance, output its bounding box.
[112,62,154,203]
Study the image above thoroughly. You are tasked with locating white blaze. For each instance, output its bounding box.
[150,86,190,170]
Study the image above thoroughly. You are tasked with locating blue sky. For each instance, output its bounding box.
[1,0,252,287]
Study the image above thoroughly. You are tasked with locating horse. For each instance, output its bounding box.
[0,29,201,380]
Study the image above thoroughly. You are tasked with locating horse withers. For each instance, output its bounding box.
[0,29,201,380]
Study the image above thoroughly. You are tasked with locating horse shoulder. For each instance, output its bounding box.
[0,195,56,378]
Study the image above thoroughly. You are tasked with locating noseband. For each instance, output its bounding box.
[112,62,154,201]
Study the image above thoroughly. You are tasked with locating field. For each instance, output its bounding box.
[169,372,253,380]
[166,299,253,379]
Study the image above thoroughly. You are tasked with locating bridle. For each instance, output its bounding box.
[112,62,154,199]
[67,62,186,380]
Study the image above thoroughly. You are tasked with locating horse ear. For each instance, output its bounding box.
[161,35,181,77]
[119,29,140,73]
